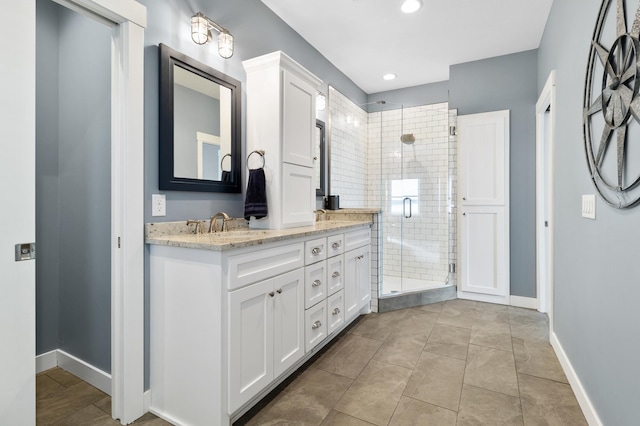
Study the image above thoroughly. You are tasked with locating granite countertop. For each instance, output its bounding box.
[145,220,372,251]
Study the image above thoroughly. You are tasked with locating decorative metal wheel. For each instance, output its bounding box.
[584,0,640,208]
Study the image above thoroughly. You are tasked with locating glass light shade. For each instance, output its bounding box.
[401,0,423,13]
[191,14,211,45]
[218,31,234,59]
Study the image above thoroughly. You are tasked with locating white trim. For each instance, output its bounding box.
[550,332,603,426]
[143,390,152,413]
[509,295,538,309]
[35,350,112,396]
[57,350,112,395]
[36,350,58,374]
[457,291,509,305]
[535,70,556,335]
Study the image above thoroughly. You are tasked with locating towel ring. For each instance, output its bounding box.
[247,150,265,170]
[220,154,232,172]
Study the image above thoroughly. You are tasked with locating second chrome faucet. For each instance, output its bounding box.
[210,212,231,233]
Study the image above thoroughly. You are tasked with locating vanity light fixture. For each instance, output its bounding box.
[191,12,234,59]
[316,91,326,111]
[401,0,423,14]
[383,73,397,81]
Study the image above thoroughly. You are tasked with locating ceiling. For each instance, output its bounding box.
[261,0,554,94]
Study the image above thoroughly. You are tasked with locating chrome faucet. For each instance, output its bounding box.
[209,212,231,233]
[314,209,326,222]
[186,219,205,234]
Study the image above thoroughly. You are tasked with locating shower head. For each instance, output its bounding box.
[400,133,416,144]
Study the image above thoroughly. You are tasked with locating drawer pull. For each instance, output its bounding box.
[312,279,322,287]
[311,247,321,255]
[332,242,341,249]
[332,308,340,315]
[312,320,322,329]
[332,271,340,278]
[269,291,275,297]
[276,288,282,294]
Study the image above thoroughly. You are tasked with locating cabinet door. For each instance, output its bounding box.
[282,163,315,227]
[327,290,345,335]
[228,279,274,413]
[344,250,359,321]
[305,260,327,309]
[273,269,305,377]
[282,70,315,168]
[357,247,371,308]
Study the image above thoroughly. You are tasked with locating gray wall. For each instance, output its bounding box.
[538,1,640,424]
[449,50,539,298]
[36,0,112,373]
[367,80,449,111]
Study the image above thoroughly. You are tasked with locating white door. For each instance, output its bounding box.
[0,2,36,423]
[273,269,305,377]
[458,110,510,303]
[282,69,316,168]
[228,279,274,413]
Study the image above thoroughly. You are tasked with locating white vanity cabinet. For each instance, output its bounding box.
[148,224,371,426]
[228,268,305,413]
[243,51,322,230]
[344,230,372,322]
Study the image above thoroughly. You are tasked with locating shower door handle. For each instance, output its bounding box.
[403,197,412,218]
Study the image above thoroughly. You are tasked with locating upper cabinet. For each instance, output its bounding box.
[243,51,321,229]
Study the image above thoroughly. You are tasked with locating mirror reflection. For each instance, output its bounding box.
[173,65,232,181]
[315,119,326,196]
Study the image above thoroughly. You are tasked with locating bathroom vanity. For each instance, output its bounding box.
[146,220,372,425]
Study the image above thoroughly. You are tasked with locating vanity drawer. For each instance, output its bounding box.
[227,242,305,290]
[304,260,327,309]
[327,234,344,257]
[305,237,327,265]
[344,228,371,252]
[305,300,327,353]
[326,255,344,296]
[327,290,344,336]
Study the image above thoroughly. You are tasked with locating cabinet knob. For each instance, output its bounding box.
[462,197,466,201]
[356,255,364,260]
[311,247,321,255]
[312,279,322,287]
[332,242,341,249]
[276,288,282,294]
[312,320,322,330]
[462,213,466,216]
[269,291,275,297]
[332,308,340,315]
[332,271,340,278]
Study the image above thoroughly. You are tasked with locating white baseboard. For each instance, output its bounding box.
[550,332,603,426]
[35,349,111,396]
[143,390,152,413]
[36,350,58,373]
[509,295,538,309]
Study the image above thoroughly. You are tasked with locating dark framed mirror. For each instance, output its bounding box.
[159,44,241,192]
[315,119,326,196]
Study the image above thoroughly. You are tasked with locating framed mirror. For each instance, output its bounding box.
[159,44,241,192]
[315,119,326,196]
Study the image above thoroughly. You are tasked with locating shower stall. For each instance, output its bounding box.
[329,87,456,308]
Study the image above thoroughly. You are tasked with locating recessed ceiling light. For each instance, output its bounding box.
[383,73,397,81]
[401,0,423,14]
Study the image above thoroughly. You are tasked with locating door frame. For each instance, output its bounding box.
[45,0,146,423]
[535,71,556,332]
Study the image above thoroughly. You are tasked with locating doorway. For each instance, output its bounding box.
[536,71,556,332]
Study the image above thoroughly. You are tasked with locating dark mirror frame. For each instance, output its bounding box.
[316,119,326,197]
[159,43,242,193]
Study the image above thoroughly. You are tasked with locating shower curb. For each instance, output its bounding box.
[378,286,457,313]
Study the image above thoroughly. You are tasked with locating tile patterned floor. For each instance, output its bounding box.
[237,300,587,426]
[36,368,171,425]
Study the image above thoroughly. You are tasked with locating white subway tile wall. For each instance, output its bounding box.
[328,88,455,303]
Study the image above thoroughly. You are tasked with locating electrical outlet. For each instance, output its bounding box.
[582,194,595,219]
[152,194,166,217]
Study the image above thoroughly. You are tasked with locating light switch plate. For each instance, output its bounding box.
[152,194,166,217]
[582,194,596,219]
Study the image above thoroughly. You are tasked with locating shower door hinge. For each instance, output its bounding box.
[449,263,456,273]
[449,126,457,136]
